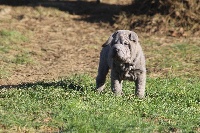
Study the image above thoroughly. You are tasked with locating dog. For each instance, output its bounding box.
[96,30,146,98]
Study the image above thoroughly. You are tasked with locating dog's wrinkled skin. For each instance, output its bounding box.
[96,30,146,98]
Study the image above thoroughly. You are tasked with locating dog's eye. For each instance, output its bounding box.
[132,40,136,43]
[124,41,129,45]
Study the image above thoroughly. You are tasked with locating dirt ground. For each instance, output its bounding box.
[0,0,199,85]
[0,0,134,85]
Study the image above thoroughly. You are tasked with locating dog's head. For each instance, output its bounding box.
[103,30,139,63]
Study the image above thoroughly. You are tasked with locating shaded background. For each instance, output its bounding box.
[1,0,199,36]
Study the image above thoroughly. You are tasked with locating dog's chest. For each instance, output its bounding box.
[117,63,141,81]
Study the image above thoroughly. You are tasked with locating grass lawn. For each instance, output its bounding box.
[0,75,199,132]
[0,3,199,133]
[0,29,199,132]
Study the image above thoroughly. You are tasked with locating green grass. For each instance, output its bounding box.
[12,52,33,65]
[0,29,32,78]
[0,4,199,133]
[0,29,28,43]
[0,29,199,132]
[0,74,199,132]
[0,29,30,62]
[0,66,11,79]
[143,39,200,78]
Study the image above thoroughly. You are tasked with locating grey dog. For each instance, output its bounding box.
[96,30,146,98]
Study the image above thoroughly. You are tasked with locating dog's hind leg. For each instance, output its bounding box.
[96,67,109,92]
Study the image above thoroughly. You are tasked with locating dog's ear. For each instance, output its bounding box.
[129,31,139,43]
[112,31,118,38]
[102,36,113,47]
[102,31,118,47]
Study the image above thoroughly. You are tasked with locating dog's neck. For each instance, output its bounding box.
[113,62,142,81]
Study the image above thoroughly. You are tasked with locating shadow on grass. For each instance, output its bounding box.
[0,78,94,92]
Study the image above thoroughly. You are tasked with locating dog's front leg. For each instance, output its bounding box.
[111,70,123,95]
[135,71,146,98]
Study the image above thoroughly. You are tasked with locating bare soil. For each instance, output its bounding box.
[0,0,199,85]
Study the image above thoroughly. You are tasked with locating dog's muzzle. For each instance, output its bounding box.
[111,44,131,63]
